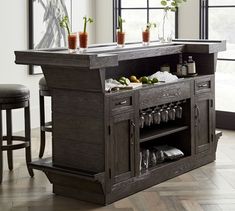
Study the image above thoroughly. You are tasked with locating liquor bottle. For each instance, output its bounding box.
[187,56,196,74]
[176,54,183,76]
[181,61,188,76]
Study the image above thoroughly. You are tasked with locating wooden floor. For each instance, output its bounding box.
[1,129,235,211]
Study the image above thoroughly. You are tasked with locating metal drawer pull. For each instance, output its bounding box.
[198,83,209,88]
[116,100,127,105]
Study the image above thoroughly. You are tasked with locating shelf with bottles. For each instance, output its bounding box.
[139,100,190,143]
[139,132,191,174]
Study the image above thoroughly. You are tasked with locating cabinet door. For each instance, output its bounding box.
[110,112,135,184]
[195,96,213,154]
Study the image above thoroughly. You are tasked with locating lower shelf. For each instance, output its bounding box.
[140,125,189,143]
[140,156,189,175]
[30,157,104,181]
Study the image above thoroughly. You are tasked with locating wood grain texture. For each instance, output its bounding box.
[1,128,234,211]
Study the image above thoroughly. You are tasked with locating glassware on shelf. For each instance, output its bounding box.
[153,107,161,125]
[139,111,146,128]
[160,106,169,123]
[168,103,176,121]
[175,102,183,119]
[141,149,150,170]
[144,109,153,127]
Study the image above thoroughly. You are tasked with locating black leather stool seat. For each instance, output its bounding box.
[39,77,49,91]
[0,84,34,183]
[0,84,29,104]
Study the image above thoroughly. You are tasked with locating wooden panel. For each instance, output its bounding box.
[195,94,213,154]
[42,66,105,92]
[52,89,105,172]
[139,81,191,109]
[110,112,135,184]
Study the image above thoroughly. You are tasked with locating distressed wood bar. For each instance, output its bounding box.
[15,40,226,205]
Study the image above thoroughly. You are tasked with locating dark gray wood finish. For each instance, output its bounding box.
[14,40,225,205]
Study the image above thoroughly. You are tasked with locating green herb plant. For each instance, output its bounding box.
[83,16,94,33]
[117,16,125,33]
[161,0,187,12]
[145,22,157,31]
[59,16,71,35]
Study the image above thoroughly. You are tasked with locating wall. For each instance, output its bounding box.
[72,0,96,44]
[178,0,200,39]
[0,0,42,133]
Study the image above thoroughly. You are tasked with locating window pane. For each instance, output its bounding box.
[149,9,175,40]
[121,0,147,8]
[215,60,235,112]
[121,10,147,42]
[209,0,235,6]
[209,8,235,59]
[149,0,163,7]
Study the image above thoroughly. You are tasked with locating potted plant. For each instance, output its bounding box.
[117,16,125,47]
[60,16,77,53]
[142,22,156,45]
[79,16,94,51]
[159,0,187,43]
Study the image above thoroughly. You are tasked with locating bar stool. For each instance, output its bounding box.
[39,77,52,158]
[0,84,34,183]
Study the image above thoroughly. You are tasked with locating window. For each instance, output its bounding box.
[200,0,235,128]
[113,0,178,42]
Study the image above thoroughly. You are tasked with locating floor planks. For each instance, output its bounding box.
[1,129,235,211]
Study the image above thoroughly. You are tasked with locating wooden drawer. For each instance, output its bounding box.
[139,82,191,109]
[110,93,134,115]
[195,77,212,94]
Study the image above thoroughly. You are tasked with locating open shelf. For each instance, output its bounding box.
[140,125,189,143]
[140,156,190,175]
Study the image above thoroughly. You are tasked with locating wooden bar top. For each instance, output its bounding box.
[15,40,226,69]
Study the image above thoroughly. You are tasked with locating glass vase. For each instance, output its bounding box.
[158,10,173,43]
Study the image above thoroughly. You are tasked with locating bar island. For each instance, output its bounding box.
[15,40,226,205]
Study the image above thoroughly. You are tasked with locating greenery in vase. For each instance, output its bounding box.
[83,16,94,33]
[59,16,71,35]
[161,0,187,12]
[117,16,125,33]
[144,22,157,31]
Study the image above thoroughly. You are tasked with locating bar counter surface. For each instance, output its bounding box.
[15,40,226,205]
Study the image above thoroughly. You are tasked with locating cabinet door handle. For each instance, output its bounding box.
[198,83,208,88]
[195,105,200,126]
[116,100,127,106]
[130,120,135,145]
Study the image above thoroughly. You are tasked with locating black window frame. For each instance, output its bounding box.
[113,0,178,42]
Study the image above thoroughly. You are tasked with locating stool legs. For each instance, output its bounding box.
[0,110,3,183]
[25,105,34,177]
[6,110,13,171]
[39,94,45,158]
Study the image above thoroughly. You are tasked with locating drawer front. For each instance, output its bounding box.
[139,82,191,109]
[195,77,212,94]
[111,93,134,115]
